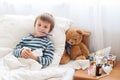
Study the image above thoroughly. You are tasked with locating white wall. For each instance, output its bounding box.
[0,0,120,60]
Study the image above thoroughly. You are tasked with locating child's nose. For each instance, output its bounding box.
[39,26,44,30]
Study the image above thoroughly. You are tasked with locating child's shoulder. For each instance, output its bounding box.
[22,34,32,39]
[24,34,31,37]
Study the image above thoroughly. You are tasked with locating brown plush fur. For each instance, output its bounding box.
[60,28,90,64]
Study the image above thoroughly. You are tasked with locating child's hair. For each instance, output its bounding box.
[34,13,55,32]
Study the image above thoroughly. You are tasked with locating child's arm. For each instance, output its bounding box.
[14,43,37,59]
[38,41,54,67]
[13,41,24,58]
[13,34,30,58]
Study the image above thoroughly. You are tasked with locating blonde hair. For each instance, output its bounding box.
[34,13,55,32]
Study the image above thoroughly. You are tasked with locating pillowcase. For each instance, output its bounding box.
[0,15,72,66]
[0,15,35,48]
[0,48,12,58]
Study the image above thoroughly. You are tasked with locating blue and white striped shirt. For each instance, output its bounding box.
[13,34,54,67]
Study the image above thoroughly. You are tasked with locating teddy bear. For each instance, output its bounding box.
[60,28,90,64]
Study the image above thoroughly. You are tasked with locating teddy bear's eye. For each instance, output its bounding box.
[67,39,69,41]
[74,39,77,41]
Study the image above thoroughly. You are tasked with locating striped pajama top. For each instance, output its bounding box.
[13,34,54,67]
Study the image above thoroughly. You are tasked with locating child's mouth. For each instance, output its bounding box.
[42,32,54,36]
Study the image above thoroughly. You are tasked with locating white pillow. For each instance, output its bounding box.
[0,15,35,48]
[0,47,12,58]
[49,17,72,66]
[54,17,73,32]
[0,15,72,66]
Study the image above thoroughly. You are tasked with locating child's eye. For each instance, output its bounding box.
[38,24,41,27]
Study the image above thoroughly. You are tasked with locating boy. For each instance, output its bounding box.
[13,13,55,67]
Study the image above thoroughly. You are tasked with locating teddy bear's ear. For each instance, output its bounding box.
[65,29,69,34]
[65,28,72,34]
[82,31,91,36]
[76,29,91,36]
[76,29,84,35]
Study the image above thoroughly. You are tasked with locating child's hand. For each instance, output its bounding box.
[21,48,31,58]
[21,48,38,61]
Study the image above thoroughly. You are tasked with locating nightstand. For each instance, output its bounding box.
[74,61,120,80]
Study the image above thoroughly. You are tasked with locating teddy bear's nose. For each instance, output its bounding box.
[70,42,74,44]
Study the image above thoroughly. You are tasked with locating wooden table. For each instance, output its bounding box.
[74,61,120,80]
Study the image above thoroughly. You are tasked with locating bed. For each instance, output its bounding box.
[0,15,90,80]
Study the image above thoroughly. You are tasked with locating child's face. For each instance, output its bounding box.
[34,19,51,37]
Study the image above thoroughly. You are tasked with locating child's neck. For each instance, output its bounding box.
[31,33,47,37]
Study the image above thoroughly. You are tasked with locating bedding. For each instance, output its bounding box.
[0,15,75,80]
[0,15,92,80]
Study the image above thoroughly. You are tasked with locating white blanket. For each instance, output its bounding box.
[0,48,75,80]
[0,47,90,80]
[59,60,90,70]
[3,53,42,71]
